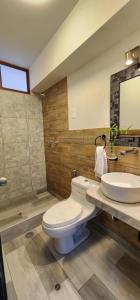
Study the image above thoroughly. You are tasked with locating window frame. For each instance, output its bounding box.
[0,60,30,94]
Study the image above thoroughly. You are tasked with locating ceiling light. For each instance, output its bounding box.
[21,0,50,5]
[125,46,140,66]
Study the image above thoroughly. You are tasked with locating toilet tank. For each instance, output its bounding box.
[71,176,99,203]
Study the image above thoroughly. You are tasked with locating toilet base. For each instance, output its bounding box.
[54,224,89,254]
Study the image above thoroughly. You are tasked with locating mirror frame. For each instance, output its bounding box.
[110,63,140,146]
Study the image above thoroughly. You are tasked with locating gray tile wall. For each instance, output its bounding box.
[0,90,46,208]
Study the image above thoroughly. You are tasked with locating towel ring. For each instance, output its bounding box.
[95,134,106,148]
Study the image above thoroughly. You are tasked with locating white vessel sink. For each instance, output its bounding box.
[101,172,140,203]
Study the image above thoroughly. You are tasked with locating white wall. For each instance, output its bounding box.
[68,28,140,130]
[30,0,129,90]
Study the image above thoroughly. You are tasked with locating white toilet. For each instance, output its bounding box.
[42,176,100,254]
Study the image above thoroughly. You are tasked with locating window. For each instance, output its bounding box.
[0,61,30,94]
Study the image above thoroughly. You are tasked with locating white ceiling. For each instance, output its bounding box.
[32,0,140,92]
[0,0,78,67]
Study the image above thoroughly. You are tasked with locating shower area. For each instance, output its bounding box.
[0,89,57,238]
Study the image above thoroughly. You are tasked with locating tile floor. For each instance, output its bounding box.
[1,198,140,300]
[0,192,58,242]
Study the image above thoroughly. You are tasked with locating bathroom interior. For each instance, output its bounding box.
[0,0,140,299]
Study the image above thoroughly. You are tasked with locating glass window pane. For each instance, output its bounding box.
[0,65,28,92]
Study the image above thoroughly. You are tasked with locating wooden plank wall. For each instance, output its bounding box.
[42,78,140,250]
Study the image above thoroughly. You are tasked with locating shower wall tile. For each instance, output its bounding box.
[8,188,32,202]
[28,118,44,142]
[1,118,28,143]
[0,91,26,118]
[0,90,46,208]
[25,94,42,119]
[0,186,10,208]
[31,163,47,192]
[0,143,4,172]
[0,118,3,144]
[5,165,32,197]
[29,141,45,164]
[4,142,29,168]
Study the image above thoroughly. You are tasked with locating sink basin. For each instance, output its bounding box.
[101,172,140,203]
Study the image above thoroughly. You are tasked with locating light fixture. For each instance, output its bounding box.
[137,62,140,71]
[125,46,140,66]
[40,92,46,97]
[21,0,50,5]
[125,50,134,66]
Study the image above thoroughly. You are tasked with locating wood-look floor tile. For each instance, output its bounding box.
[79,237,140,300]
[6,245,50,300]
[0,192,58,233]
[79,273,117,300]
[87,229,125,265]
[6,281,18,300]
[1,194,59,243]
[1,214,43,243]
[46,237,93,290]
[4,227,82,300]
[49,279,82,300]
[46,229,140,300]
[117,253,140,287]
[0,213,23,227]
[2,249,12,283]
[25,231,68,294]
[3,217,140,300]
[32,193,56,206]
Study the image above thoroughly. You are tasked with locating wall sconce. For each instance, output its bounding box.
[125,46,140,66]
[137,62,140,71]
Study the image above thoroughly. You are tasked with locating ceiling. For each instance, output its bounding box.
[0,0,78,68]
[32,0,140,92]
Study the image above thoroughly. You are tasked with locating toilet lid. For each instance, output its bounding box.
[43,200,82,228]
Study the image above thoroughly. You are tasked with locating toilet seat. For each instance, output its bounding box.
[43,200,82,228]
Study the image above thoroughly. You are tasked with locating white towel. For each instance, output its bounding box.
[94,146,108,178]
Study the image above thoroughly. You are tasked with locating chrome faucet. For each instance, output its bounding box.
[0,177,7,186]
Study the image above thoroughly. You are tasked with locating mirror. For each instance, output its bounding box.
[110,64,140,146]
[120,76,140,129]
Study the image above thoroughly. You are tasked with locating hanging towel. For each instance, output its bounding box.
[94,146,108,178]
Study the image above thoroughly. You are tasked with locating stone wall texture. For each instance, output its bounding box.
[0,90,46,208]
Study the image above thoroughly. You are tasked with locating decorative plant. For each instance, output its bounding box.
[108,123,132,154]
[109,123,119,153]
[119,124,133,135]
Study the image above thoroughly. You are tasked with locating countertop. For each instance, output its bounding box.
[87,186,140,231]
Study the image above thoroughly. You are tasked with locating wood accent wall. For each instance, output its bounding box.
[42,78,140,250]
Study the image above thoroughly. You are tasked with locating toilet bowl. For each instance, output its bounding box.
[42,176,100,254]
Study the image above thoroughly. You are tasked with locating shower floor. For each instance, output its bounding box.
[0,192,59,242]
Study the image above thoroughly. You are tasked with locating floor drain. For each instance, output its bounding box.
[55,283,61,291]
[25,231,34,239]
